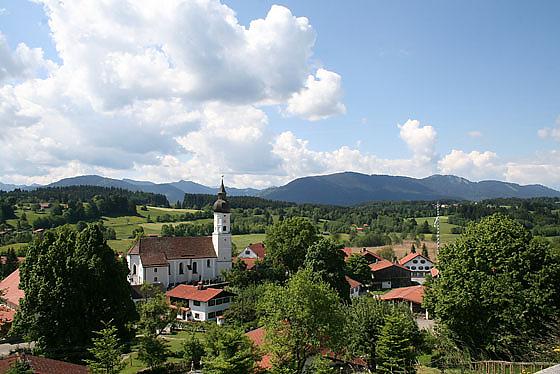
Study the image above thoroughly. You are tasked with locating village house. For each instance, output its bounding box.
[379,285,428,319]
[0,269,24,331]
[398,252,435,283]
[0,354,89,374]
[345,276,362,298]
[127,181,232,288]
[235,242,265,270]
[166,283,234,322]
[341,247,384,264]
[369,260,411,289]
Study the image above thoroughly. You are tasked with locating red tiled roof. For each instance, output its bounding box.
[0,354,90,374]
[430,267,439,277]
[398,252,430,265]
[247,243,266,259]
[341,248,383,262]
[166,284,231,302]
[128,236,217,266]
[345,276,362,289]
[0,269,24,309]
[369,260,410,272]
[0,306,15,324]
[245,327,272,369]
[234,257,258,270]
[379,285,424,305]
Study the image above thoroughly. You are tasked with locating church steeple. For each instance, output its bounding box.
[213,176,230,213]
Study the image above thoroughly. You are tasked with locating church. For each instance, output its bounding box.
[126,180,232,288]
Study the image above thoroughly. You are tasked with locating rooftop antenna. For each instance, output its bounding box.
[434,201,440,257]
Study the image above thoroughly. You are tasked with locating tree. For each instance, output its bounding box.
[421,243,429,258]
[202,324,258,374]
[376,313,419,374]
[182,333,205,370]
[12,225,136,360]
[136,284,175,336]
[1,248,19,279]
[85,322,126,374]
[304,356,336,374]
[5,358,33,374]
[137,335,168,370]
[420,220,431,234]
[304,238,349,301]
[258,269,345,372]
[378,246,395,261]
[410,243,416,254]
[265,217,318,273]
[424,214,560,360]
[345,254,371,286]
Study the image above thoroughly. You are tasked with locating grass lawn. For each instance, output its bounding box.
[137,206,201,220]
[103,215,146,240]
[120,330,204,373]
[107,239,134,255]
[232,233,266,251]
[0,242,28,253]
[414,216,460,244]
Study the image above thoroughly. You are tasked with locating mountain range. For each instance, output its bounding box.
[1,172,559,206]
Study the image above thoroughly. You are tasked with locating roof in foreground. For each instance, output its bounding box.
[369,260,410,272]
[399,252,431,265]
[0,354,89,374]
[247,242,266,258]
[166,284,233,302]
[380,285,425,305]
[0,269,24,308]
[245,327,272,369]
[128,236,217,266]
[345,275,362,289]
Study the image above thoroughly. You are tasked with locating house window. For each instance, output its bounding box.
[154,268,158,273]
[223,297,230,303]
[154,276,158,282]
[245,250,251,255]
[412,260,418,264]
[418,266,423,270]
[223,225,227,232]
[132,264,137,275]
[194,300,200,306]
[209,300,215,306]
[207,259,211,268]
[192,262,198,274]
[194,313,200,319]
[420,260,426,264]
[411,266,416,270]
[216,298,223,305]
[216,310,223,316]
[208,312,216,319]
[179,263,184,274]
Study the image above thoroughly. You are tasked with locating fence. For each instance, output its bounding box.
[469,361,558,374]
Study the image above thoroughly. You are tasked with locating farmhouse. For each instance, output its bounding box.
[0,354,89,374]
[127,180,232,288]
[379,285,428,318]
[369,260,411,289]
[235,242,266,270]
[345,276,362,298]
[341,247,383,264]
[166,283,234,322]
[398,252,435,283]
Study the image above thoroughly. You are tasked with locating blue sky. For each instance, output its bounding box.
[0,0,559,188]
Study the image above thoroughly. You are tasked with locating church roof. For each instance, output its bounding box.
[0,269,24,309]
[213,178,230,213]
[128,236,217,267]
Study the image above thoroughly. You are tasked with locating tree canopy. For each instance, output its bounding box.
[12,224,136,360]
[424,213,560,360]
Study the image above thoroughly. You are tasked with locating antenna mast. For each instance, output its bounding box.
[434,201,441,257]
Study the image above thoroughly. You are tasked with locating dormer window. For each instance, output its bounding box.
[132,264,137,275]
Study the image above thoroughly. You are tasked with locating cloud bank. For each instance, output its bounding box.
[0,0,558,189]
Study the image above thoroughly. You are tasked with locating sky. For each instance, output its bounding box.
[0,0,559,189]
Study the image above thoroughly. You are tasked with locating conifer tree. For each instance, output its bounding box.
[85,322,125,374]
[421,243,429,258]
[376,313,418,374]
[410,243,416,253]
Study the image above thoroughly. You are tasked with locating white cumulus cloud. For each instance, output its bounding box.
[285,68,346,121]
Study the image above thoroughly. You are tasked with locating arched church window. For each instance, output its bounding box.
[179,263,184,274]
[193,262,198,274]
[132,264,136,275]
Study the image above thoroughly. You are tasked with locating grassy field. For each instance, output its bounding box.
[414,215,460,244]
[0,242,28,253]
[232,233,266,251]
[120,330,202,374]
